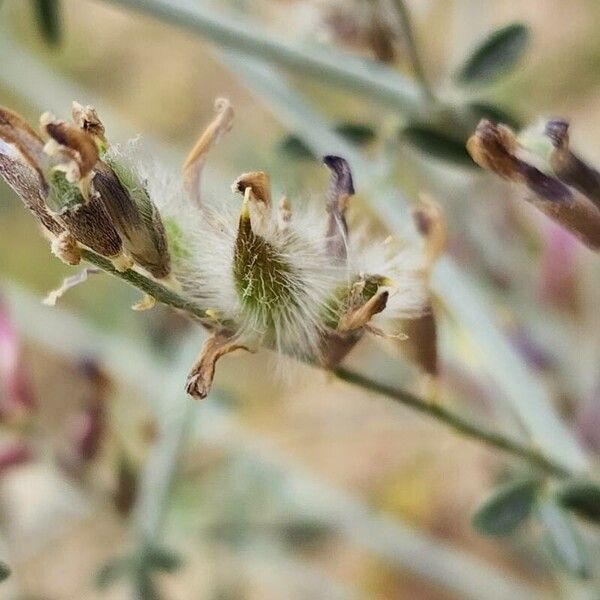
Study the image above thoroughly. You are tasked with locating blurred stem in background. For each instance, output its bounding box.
[391,0,436,101]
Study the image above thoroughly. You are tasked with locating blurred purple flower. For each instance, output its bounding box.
[0,442,32,473]
[537,223,580,309]
[0,295,36,416]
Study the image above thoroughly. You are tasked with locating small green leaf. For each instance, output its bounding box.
[555,479,600,524]
[279,135,315,160]
[466,102,523,130]
[537,500,591,579]
[33,0,62,46]
[95,556,132,590]
[402,125,475,168]
[456,23,530,85]
[143,544,183,573]
[0,561,11,583]
[472,477,540,536]
[279,122,375,161]
[333,123,376,146]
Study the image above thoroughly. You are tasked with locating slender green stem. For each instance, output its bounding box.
[334,367,571,479]
[99,0,423,115]
[81,250,209,322]
[80,249,572,479]
[391,0,435,101]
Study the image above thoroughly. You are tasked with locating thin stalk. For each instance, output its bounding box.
[99,0,423,115]
[334,367,571,479]
[391,0,435,101]
[80,249,572,479]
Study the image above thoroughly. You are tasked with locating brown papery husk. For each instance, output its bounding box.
[395,304,438,377]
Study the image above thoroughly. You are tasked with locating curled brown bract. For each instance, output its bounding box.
[468,119,600,251]
[185,332,249,400]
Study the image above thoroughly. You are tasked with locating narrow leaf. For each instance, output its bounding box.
[402,125,475,168]
[467,102,523,130]
[537,500,591,579]
[456,23,530,85]
[95,556,132,590]
[333,122,376,145]
[472,477,540,536]
[279,135,314,160]
[279,122,375,161]
[555,479,600,524]
[143,544,183,573]
[33,0,62,46]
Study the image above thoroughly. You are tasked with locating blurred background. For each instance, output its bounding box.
[1,0,600,598]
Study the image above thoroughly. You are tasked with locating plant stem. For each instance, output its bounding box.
[334,367,571,479]
[80,249,572,479]
[391,0,435,101]
[99,0,423,115]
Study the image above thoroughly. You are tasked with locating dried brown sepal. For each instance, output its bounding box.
[398,309,438,377]
[469,119,600,250]
[0,107,63,235]
[50,231,81,266]
[545,119,600,210]
[71,101,106,147]
[185,332,249,400]
[412,195,446,270]
[338,287,389,332]
[57,194,125,260]
[467,119,573,203]
[92,162,171,279]
[40,114,99,183]
[183,98,234,207]
[233,171,272,206]
[323,155,355,261]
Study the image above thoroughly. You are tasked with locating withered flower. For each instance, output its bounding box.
[0,103,175,282]
[0,106,125,267]
[1,98,430,401]
[468,119,600,251]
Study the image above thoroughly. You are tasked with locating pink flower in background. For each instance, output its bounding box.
[0,295,36,416]
[537,222,580,310]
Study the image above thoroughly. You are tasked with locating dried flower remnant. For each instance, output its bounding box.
[0,296,36,417]
[0,102,176,299]
[468,119,600,251]
[0,106,125,268]
[397,197,446,381]
[0,98,429,400]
